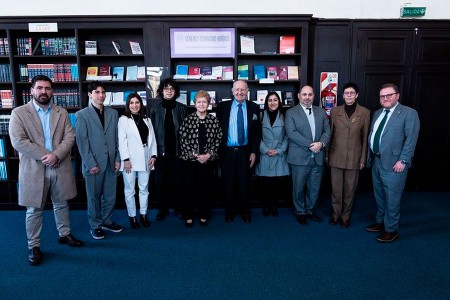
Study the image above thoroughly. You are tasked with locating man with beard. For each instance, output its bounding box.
[9,75,83,266]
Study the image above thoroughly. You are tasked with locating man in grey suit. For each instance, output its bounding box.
[9,75,83,266]
[365,83,420,243]
[285,85,331,225]
[76,81,122,240]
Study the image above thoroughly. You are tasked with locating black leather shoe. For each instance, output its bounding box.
[308,214,323,222]
[225,213,235,223]
[270,207,279,216]
[241,214,252,224]
[296,215,307,225]
[129,217,140,229]
[156,209,169,221]
[58,234,84,247]
[262,207,270,217]
[199,218,209,227]
[329,218,339,225]
[341,220,350,228]
[140,214,150,227]
[365,223,384,232]
[28,247,42,266]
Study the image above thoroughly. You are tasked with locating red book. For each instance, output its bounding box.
[279,35,296,54]
[187,66,201,79]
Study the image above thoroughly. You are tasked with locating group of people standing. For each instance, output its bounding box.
[9,74,419,266]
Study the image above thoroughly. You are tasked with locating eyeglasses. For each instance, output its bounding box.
[234,88,247,92]
[379,92,398,100]
[343,92,356,96]
[163,87,175,92]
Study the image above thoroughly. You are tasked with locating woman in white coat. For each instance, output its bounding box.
[118,93,157,229]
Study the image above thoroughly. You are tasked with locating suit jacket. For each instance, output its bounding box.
[328,104,370,170]
[75,105,120,176]
[118,115,157,171]
[216,99,262,157]
[9,101,76,207]
[255,110,290,177]
[149,99,188,157]
[285,104,331,166]
[367,103,420,170]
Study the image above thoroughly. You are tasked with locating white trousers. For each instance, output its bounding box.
[122,170,150,217]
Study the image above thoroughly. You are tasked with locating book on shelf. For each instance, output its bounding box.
[129,40,143,54]
[253,65,266,80]
[187,66,201,80]
[0,137,5,157]
[267,66,278,80]
[0,89,14,108]
[177,90,188,105]
[256,90,268,105]
[279,65,288,80]
[126,65,138,81]
[112,66,125,81]
[240,35,255,54]
[85,41,97,55]
[206,91,216,109]
[211,66,223,80]
[237,65,249,80]
[111,92,125,106]
[112,40,124,55]
[137,66,146,81]
[222,66,233,80]
[283,90,295,106]
[287,66,299,80]
[189,91,198,106]
[279,35,296,54]
[97,65,111,81]
[200,66,213,80]
[173,65,188,80]
[274,90,282,101]
[137,90,147,106]
[104,92,113,106]
[86,66,99,80]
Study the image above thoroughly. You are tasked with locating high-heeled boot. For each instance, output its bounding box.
[129,217,140,229]
[140,214,150,227]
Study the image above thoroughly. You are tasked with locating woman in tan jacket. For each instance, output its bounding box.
[327,82,370,228]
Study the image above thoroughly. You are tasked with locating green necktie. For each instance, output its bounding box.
[372,109,390,154]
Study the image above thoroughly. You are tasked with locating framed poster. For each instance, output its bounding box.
[170,28,235,58]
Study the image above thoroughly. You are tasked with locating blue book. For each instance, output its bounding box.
[253,65,266,80]
[112,66,125,81]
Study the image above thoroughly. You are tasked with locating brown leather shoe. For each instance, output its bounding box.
[329,218,339,225]
[58,233,84,247]
[376,231,399,243]
[365,223,384,232]
[28,247,42,266]
[341,220,350,228]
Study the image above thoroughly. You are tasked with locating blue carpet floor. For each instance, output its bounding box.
[1,192,449,299]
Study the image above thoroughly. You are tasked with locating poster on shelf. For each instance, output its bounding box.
[170,28,235,58]
[320,72,338,117]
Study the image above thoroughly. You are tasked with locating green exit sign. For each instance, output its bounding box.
[401,7,426,17]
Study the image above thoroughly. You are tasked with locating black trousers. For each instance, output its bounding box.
[154,154,183,211]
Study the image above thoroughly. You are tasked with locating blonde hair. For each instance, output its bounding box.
[194,90,211,104]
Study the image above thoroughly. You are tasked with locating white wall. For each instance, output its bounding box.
[0,0,448,19]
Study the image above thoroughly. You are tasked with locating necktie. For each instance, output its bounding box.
[306,107,312,115]
[372,109,390,154]
[237,103,245,145]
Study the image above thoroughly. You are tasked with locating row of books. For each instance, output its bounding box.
[86,65,145,81]
[0,64,11,82]
[0,90,14,108]
[240,35,296,54]
[16,37,77,56]
[238,65,300,81]
[22,89,80,108]
[174,65,234,80]
[0,38,10,56]
[104,90,146,107]
[0,161,6,180]
[18,63,79,82]
[0,114,10,135]
[85,40,143,55]
[177,90,217,109]
[0,137,5,157]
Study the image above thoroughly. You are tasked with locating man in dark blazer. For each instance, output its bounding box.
[285,85,330,225]
[75,81,122,240]
[365,83,420,243]
[9,75,83,266]
[216,80,261,223]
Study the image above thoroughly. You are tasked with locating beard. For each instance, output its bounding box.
[34,95,51,105]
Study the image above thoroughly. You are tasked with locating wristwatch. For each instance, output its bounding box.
[400,159,407,165]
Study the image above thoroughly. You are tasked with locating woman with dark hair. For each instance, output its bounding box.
[255,92,290,216]
[178,90,222,227]
[327,82,370,228]
[118,93,157,229]
[150,78,188,221]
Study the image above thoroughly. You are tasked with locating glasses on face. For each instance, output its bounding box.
[343,92,356,96]
[234,88,247,92]
[163,87,175,92]
[379,92,398,100]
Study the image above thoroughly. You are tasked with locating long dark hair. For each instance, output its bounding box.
[124,93,146,118]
